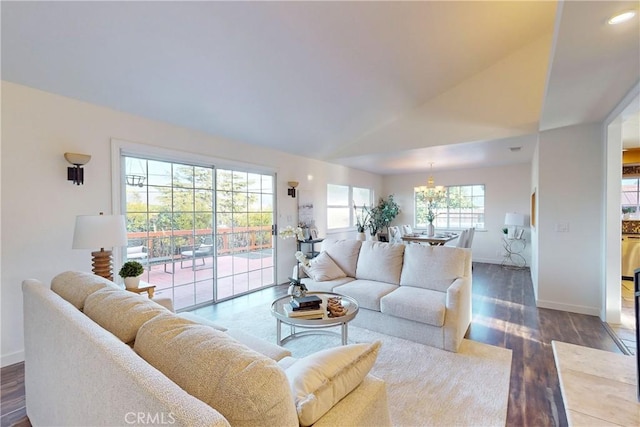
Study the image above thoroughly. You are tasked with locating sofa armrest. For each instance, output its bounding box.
[312,374,392,427]
[443,276,472,351]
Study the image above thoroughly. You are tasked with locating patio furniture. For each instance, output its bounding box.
[180,244,214,269]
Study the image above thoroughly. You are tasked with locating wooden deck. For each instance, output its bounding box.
[140,249,275,311]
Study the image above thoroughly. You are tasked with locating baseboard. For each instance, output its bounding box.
[536,299,600,317]
[1,350,24,368]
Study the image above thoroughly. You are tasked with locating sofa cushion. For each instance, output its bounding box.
[301,276,355,293]
[134,314,298,427]
[283,341,381,426]
[84,288,168,344]
[302,251,346,282]
[355,242,405,285]
[50,271,119,310]
[400,245,466,292]
[322,240,362,277]
[333,280,398,311]
[380,286,447,326]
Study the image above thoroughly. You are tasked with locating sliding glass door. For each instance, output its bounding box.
[123,156,275,310]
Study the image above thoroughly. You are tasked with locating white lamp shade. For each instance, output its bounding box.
[504,212,525,227]
[72,214,128,249]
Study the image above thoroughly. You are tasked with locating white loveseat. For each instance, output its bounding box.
[22,271,392,427]
[298,240,472,352]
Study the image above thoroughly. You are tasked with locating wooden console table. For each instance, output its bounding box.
[126,284,156,299]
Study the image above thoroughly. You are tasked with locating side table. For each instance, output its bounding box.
[126,284,156,299]
[297,238,324,259]
[501,238,526,269]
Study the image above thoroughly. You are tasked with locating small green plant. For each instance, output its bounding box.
[502,227,508,235]
[118,261,144,278]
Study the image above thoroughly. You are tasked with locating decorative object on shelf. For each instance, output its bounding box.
[504,212,525,239]
[64,152,91,185]
[287,181,299,198]
[118,261,144,289]
[72,212,127,281]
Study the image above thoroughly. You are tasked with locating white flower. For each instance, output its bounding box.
[279,225,305,241]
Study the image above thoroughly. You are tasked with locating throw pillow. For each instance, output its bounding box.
[284,340,382,426]
[134,314,298,427]
[302,251,346,282]
[83,287,168,344]
[50,270,119,310]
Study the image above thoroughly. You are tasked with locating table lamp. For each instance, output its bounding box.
[73,212,127,281]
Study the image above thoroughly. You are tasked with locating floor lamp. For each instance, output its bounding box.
[73,213,127,281]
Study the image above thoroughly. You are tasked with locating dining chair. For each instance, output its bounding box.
[456,229,469,248]
[466,227,475,248]
[388,226,402,243]
[401,224,413,236]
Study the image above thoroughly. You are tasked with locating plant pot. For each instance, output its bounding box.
[124,275,141,290]
[356,232,366,241]
[368,233,379,241]
[427,223,435,237]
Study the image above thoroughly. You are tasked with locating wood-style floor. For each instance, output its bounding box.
[0,262,623,427]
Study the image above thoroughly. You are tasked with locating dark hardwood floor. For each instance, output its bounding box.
[1,262,622,427]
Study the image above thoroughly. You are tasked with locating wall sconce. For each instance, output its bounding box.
[64,152,91,185]
[287,181,299,198]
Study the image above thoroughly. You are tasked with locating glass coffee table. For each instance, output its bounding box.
[270,292,359,345]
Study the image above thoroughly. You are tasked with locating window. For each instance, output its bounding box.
[123,155,275,311]
[622,178,640,217]
[327,184,372,230]
[415,184,485,229]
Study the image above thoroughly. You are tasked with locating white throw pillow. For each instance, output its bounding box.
[284,340,381,426]
[302,251,346,282]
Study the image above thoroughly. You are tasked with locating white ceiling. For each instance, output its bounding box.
[2,1,639,175]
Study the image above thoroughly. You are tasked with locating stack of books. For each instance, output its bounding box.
[283,295,325,319]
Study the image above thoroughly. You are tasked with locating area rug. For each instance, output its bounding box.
[212,308,512,426]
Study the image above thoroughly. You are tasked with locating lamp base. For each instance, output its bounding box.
[91,249,113,281]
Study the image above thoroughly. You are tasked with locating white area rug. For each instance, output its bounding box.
[211,308,512,426]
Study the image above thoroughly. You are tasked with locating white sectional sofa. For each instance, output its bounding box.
[299,240,472,352]
[22,271,392,427]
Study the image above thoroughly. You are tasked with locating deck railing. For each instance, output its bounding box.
[126,226,273,258]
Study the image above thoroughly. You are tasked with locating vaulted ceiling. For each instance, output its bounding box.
[2,1,638,174]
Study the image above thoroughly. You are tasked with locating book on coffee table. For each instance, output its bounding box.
[291,295,322,309]
[283,304,325,318]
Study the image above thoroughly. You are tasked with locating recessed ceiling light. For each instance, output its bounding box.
[608,10,637,25]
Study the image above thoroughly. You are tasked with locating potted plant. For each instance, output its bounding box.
[119,261,144,289]
[353,203,370,241]
[368,195,400,239]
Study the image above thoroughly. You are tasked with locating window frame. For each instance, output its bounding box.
[414,184,485,230]
[326,184,373,231]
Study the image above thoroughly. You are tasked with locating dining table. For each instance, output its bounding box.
[401,233,459,246]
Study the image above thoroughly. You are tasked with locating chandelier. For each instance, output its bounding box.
[422,163,445,202]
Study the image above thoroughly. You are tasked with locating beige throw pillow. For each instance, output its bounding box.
[302,251,346,282]
[284,340,382,426]
[83,287,168,344]
[134,314,298,427]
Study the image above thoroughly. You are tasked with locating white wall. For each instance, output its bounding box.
[536,122,603,316]
[0,81,382,366]
[383,163,532,265]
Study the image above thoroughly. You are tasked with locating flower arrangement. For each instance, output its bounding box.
[353,202,371,233]
[279,225,304,241]
[295,251,310,268]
